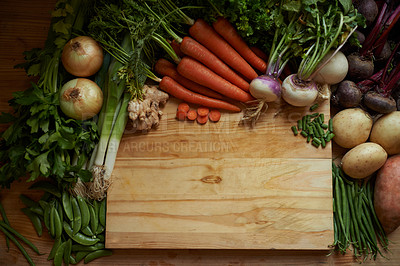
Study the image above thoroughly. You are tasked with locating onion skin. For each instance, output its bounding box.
[62,36,103,77]
[59,78,103,120]
[249,75,281,102]
[281,74,318,107]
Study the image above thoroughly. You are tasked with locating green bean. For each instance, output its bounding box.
[347,185,361,250]
[75,251,90,263]
[312,140,320,148]
[307,135,311,143]
[334,173,347,241]
[64,238,72,265]
[29,180,61,198]
[54,241,67,266]
[338,177,350,240]
[62,191,74,221]
[297,119,303,131]
[0,220,41,255]
[48,237,61,260]
[71,197,82,234]
[19,194,39,208]
[21,208,43,237]
[291,125,298,135]
[63,221,100,246]
[0,202,11,250]
[84,249,113,264]
[77,196,90,229]
[312,124,320,138]
[0,224,35,266]
[310,112,319,118]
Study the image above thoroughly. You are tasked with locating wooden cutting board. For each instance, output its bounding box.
[106,96,334,250]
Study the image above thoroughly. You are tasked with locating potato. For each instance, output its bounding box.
[370,111,400,155]
[341,142,387,179]
[374,155,400,234]
[332,108,373,148]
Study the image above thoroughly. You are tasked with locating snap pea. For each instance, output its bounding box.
[62,191,74,221]
[89,204,98,234]
[96,224,105,235]
[72,243,105,252]
[81,226,94,236]
[63,221,100,246]
[29,205,44,217]
[84,249,113,264]
[21,208,43,237]
[99,199,106,227]
[50,205,56,238]
[19,194,39,208]
[48,237,61,261]
[77,196,90,229]
[53,206,63,239]
[57,202,64,225]
[69,255,77,265]
[71,197,82,234]
[54,241,67,266]
[29,180,61,198]
[0,224,35,266]
[64,238,72,265]
[75,251,90,263]
[97,233,105,242]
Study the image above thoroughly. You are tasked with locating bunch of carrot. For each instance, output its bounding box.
[176,102,221,125]
[155,17,268,113]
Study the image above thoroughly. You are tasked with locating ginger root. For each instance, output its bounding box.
[128,85,169,131]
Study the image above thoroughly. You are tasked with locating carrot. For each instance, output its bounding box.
[208,109,221,122]
[250,46,268,61]
[170,40,185,58]
[189,19,258,80]
[177,57,254,103]
[213,17,267,73]
[155,58,225,100]
[179,36,250,91]
[176,110,186,121]
[197,115,208,125]
[197,106,209,117]
[187,109,197,121]
[159,76,241,112]
[177,102,190,113]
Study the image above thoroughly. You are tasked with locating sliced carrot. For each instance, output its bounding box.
[177,102,190,113]
[187,109,198,121]
[213,17,267,73]
[159,76,241,112]
[189,19,258,80]
[208,109,221,122]
[250,46,268,61]
[177,57,254,103]
[197,106,209,117]
[176,110,187,121]
[155,58,225,100]
[180,36,250,91]
[197,115,208,125]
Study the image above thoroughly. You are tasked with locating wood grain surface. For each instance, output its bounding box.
[1,0,400,265]
[107,98,334,249]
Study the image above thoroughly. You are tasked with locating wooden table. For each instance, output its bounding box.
[0,0,399,264]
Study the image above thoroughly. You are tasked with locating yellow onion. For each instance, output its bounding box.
[61,36,103,77]
[59,78,103,120]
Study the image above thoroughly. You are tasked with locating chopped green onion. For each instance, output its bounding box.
[310,103,319,111]
[291,126,298,136]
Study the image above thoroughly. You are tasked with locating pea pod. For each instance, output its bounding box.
[29,205,44,217]
[57,202,64,226]
[53,207,63,239]
[72,243,105,252]
[49,206,56,238]
[69,255,77,265]
[99,199,106,227]
[39,200,50,230]
[77,196,90,229]
[71,197,82,234]
[64,239,72,266]
[81,226,94,236]
[84,249,113,264]
[19,194,39,208]
[29,180,61,198]
[48,237,61,261]
[96,224,105,235]
[62,191,74,221]
[21,208,43,237]
[54,241,67,266]
[75,251,90,263]
[89,204,98,234]
[63,221,100,246]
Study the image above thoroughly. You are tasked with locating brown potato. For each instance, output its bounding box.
[341,142,387,179]
[374,155,400,234]
[370,111,400,155]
